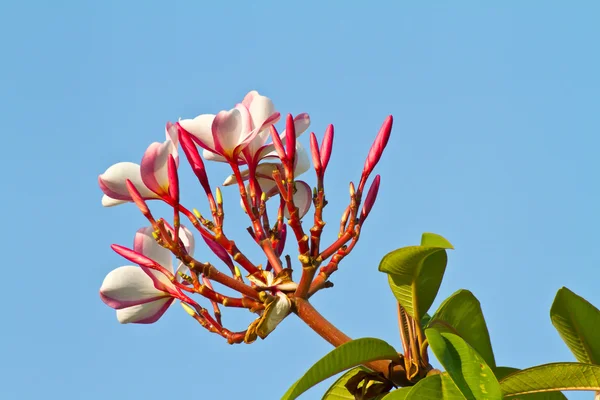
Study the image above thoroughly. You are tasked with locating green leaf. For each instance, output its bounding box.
[321,367,369,399]
[379,233,453,319]
[500,362,600,397]
[425,329,501,399]
[494,367,567,399]
[382,374,463,399]
[421,312,432,329]
[550,287,600,364]
[282,338,400,400]
[428,289,496,369]
[420,232,455,249]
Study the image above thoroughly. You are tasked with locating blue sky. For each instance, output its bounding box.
[1,1,599,399]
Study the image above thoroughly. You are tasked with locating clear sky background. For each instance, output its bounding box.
[1,2,599,399]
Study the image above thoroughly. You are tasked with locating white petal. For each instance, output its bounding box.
[100,266,166,309]
[179,114,216,151]
[203,149,227,163]
[293,142,310,177]
[176,226,195,275]
[134,227,174,273]
[101,195,127,207]
[248,92,276,130]
[116,297,173,324]
[98,162,157,205]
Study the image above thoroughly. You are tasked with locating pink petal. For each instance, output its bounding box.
[165,122,179,148]
[242,90,258,109]
[100,266,168,309]
[178,114,217,152]
[140,139,178,198]
[116,297,174,324]
[285,180,312,219]
[99,162,158,206]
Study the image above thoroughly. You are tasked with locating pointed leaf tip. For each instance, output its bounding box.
[420,233,454,249]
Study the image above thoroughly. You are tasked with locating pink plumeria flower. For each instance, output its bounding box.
[98,123,179,207]
[99,225,194,324]
[177,90,309,165]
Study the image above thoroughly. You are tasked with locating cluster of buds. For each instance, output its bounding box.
[98,91,392,344]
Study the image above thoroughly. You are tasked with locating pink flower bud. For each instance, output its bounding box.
[167,154,179,205]
[125,179,151,218]
[111,244,172,278]
[309,132,322,177]
[362,115,393,181]
[269,125,287,161]
[320,124,334,173]
[201,235,235,275]
[360,175,381,223]
[285,114,296,163]
[178,124,211,195]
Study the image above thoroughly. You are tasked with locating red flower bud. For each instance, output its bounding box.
[360,175,381,223]
[309,132,322,177]
[167,154,179,205]
[285,114,297,164]
[362,115,393,181]
[178,124,211,195]
[320,124,334,173]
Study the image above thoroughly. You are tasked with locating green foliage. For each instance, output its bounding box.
[289,233,600,399]
[499,363,600,397]
[428,289,496,368]
[551,287,600,364]
[321,367,369,400]
[494,367,567,399]
[382,374,464,399]
[282,338,400,400]
[379,233,453,319]
[425,329,501,399]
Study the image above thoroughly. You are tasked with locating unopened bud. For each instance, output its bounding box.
[193,208,202,220]
[320,124,334,172]
[177,124,211,194]
[285,114,297,162]
[309,132,322,176]
[234,266,242,278]
[125,179,151,218]
[362,115,393,181]
[269,125,288,162]
[360,175,381,222]
[216,187,223,205]
[349,182,355,197]
[181,302,197,317]
[167,154,179,204]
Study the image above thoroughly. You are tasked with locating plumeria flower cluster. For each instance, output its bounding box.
[98,90,392,344]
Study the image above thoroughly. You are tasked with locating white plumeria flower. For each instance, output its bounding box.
[99,225,194,324]
[98,123,179,207]
[178,90,310,165]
